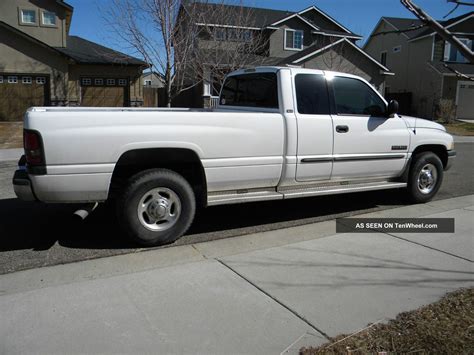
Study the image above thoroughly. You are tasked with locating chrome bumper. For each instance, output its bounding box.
[12,156,37,202]
[445,150,456,171]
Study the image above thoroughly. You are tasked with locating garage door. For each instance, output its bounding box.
[456,81,474,120]
[0,75,48,121]
[80,77,128,107]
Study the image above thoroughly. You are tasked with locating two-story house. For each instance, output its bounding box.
[0,0,148,121]
[177,2,392,108]
[364,12,473,119]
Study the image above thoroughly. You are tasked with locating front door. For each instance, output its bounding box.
[294,73,334,182]
[329,75,410,180]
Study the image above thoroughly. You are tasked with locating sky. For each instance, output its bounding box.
[67,0,472,57]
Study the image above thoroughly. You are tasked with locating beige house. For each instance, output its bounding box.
[0,0,147,121]
[177,3,392,108]
[364,12,474,119]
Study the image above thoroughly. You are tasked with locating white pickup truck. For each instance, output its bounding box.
[13,67,455,246]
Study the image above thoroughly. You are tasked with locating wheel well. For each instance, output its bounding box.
[109,148,207,207]
[412,145,448,168]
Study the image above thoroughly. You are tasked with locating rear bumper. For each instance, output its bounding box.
[13,167,37,202]
[445,150,456,171]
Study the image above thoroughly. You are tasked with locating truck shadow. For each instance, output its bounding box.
[0,189,408,253]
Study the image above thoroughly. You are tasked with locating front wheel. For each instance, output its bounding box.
[407,152,444,203]
[117,169,196,246]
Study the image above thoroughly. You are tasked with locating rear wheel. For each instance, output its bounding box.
[117,169,196,246]
[407,152,443,203]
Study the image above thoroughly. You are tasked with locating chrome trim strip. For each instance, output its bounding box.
[300,154,405,164]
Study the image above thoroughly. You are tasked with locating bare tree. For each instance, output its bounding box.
[104,0,269,107]
[400,0,473,63]
[179,1,270,97]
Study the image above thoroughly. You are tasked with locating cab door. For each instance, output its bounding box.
[294,73,334,182]
[329,75,410,180]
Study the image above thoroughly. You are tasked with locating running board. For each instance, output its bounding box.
[207,190,283,206]
[282,181,407,199]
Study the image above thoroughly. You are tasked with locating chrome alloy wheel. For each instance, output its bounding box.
[417,163,438,194]
[137,187,182,231]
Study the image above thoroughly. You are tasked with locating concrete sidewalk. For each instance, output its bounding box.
[1,195,473,354]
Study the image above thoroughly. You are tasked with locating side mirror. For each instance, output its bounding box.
[387,100,399,117]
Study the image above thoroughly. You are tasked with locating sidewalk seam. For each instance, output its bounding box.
[215,258,332,341]
[382,232,473,263]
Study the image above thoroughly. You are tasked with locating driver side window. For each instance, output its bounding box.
[332,76,386,116]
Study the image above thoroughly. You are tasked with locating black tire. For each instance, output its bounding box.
[117,169,196,246]
[407,152,444,203]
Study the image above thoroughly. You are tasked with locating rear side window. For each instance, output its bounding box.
[332,76,386,116]
[220,73,278,109]
[295,74,330,114]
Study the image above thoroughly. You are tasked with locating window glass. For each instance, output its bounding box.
[21,9,36,24]
[22,77,32,84]
[332,76,386,116]
[295,74,330,115]
[285,30,303,50]
[8,76,18,84]
[447,39,472,63]
[107,79,115,85]
[220,73,278,108]
[0,77,3,84]
[36,77,46,84]
[95,78,103,85]
[42,11,56,26]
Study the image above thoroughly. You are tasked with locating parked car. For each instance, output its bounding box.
[13,67,456,246]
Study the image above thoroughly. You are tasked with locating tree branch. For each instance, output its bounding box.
[400,0,474,63]
[443,63,474,81]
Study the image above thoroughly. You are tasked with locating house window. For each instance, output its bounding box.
[95,78,103,85]
[42,11,56,26]
[215,28,226,41]
[81,78,92,86]
[393,45,402,53]
[8,76,18,84]
[444,39,473,63]
[107,79,115,86]
[380,51,387,66]
[36,77,46,84]
[145,80,152,86]
[21,9,36,24]
[118,79,127,86]
[22,77,32,84]
[285,29,303,51]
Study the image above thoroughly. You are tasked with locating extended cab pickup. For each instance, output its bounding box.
[13,67,456,246]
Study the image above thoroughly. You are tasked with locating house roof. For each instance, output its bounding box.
[54,36,147,66]
[382,11,474,40]
[184,2,361,37]
[1,20,146,67]
[429,61,474,76]
[278,38,392,73]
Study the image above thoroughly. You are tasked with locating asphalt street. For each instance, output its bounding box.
[0,143,472,274]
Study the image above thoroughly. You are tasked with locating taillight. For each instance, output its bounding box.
[24,130,45,166]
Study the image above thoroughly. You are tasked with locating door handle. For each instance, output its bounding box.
[336,125,349,133]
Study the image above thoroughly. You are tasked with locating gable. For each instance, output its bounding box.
[299,7,349,33]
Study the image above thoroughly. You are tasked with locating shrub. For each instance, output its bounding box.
[436,99,456,124]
